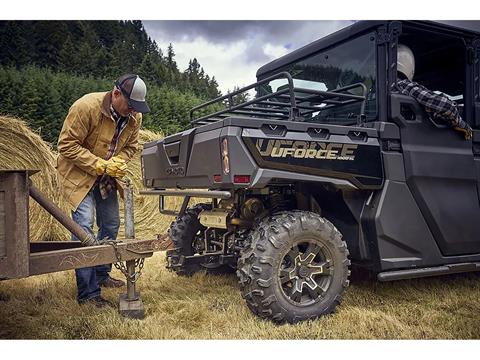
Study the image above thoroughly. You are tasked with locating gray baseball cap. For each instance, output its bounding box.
[115,74,150,113]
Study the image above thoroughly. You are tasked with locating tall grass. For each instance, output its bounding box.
[1,253,479,339]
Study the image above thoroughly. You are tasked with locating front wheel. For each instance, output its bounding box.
[237,211,350,323]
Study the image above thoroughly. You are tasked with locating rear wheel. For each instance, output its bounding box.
[167,203,232,276]
[237,210,350,323]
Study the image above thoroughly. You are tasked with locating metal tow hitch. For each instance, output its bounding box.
[116,178,145,319]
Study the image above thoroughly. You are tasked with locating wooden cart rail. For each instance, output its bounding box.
[28,237,167,276]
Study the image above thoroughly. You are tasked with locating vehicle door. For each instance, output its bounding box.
[391,29,480,256]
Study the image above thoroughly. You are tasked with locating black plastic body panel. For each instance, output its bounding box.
[242,128,383,190]
[142,128,198,188]
[391,94,480,256]
[142,117,383,190]
[363,179,480,272]
[476,131,480,206]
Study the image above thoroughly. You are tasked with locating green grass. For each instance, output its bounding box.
[0,252,479,339]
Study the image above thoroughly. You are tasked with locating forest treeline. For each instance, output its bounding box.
[0,20,225,143]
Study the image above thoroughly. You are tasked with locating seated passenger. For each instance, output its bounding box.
[392,44,473,140]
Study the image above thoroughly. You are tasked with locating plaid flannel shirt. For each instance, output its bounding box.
[393,79,463,127]
[98,106,129,199]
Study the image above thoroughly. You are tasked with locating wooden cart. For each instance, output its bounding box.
[0,169,168,319]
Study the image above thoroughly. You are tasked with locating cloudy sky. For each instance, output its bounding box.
[143,21,354,95]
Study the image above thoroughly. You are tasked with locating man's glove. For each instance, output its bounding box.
[95,158,109,176]
[105,156,127,178]
[453,119,473,141]
[95,156,127,178]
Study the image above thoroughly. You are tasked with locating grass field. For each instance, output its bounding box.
[0,252,479,339]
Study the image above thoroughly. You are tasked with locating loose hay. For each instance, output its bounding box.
[0,116,67,241]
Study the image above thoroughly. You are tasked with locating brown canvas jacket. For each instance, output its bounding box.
[57,91,142,211]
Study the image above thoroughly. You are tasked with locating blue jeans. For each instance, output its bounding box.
[71,184,120,302]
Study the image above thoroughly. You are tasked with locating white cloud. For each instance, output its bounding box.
[263,43,289,60]
[155,37,273,94]
[147,21,354,96]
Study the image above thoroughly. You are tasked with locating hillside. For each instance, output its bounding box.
[0,20,222,143]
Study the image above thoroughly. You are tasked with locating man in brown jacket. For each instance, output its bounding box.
[57,74,150,307]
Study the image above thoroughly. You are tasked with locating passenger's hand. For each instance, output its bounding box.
[453,120,473,141]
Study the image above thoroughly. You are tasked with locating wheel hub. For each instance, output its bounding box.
[280,241,333,306]
[298,265,309,278]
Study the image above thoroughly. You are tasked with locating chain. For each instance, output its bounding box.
[132,258,145,282]
[107,240,145,283]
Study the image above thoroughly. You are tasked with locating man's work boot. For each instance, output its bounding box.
[98,276,125,288]
[79,295,114,308]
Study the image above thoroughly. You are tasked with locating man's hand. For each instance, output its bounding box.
[105,156,128,178]
[95,157,128,178]
[453,119,473,141]
[95,158,108,176]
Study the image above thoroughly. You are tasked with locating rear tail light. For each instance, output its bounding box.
[214,175,222,183]
[221,137,230,174]
[233,175,250,184]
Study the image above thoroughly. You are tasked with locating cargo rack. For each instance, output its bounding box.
[190,71,368,127]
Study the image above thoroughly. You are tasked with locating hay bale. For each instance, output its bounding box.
[0,116,68,241]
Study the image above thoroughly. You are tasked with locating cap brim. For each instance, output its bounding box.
[129,99,150,114]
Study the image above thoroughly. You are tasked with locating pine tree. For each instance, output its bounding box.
[93,46,114,78]
[0,21,32,67]
[32,21,69,68]
[37,72,63,144]
[19,71,43,131]
[75,22,102,76]
[77,42,96,76]
[58,35,78,74]
[0,67,22,116]
[209,76,221,98]
[138,53,161,87]
[109,41,124,76]
[230,86,250,105]
[167,43,177,71]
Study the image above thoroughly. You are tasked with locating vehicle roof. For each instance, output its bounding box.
[256,20,480,79]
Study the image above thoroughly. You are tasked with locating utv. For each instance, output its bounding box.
[141,20,480,323]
